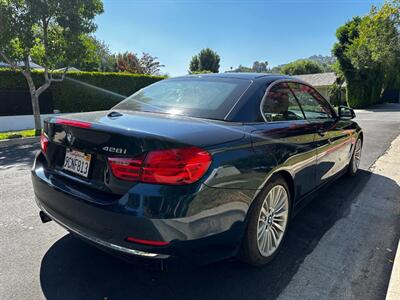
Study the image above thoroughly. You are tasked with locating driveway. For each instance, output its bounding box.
[1,104,399,300]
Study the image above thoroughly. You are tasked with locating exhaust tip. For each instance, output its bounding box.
[39,211,52,223]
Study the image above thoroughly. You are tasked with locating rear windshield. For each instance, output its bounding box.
[113,77,251,120]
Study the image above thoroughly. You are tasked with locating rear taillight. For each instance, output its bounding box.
[141,147,212,185]
[55,118,92,128]
[40,132,49,153]
[108,155,145,182]
[107,147,212,185]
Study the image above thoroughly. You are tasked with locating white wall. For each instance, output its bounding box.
[0,113,64,132]
[315,86,330,101]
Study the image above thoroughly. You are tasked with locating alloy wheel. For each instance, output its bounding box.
[353,139,362,173]
[256,185,289,257]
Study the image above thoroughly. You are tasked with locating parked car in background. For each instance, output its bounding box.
[32,73,363,268]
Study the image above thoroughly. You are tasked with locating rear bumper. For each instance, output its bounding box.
[32,152,250,266]
[36,199,167,259]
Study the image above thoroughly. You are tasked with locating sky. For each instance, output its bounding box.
[95,0,384,76]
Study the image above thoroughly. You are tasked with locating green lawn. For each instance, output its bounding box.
[0,129,37,140]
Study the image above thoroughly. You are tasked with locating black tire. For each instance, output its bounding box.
[239,175,291,266]
[347,137,362,177]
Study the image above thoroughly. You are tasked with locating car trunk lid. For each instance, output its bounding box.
[42,110,245,194]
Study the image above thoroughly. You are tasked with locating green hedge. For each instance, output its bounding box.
[0,69,165,113]
[346,77,383,109]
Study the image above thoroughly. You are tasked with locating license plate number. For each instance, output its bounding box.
[63,149,91,177]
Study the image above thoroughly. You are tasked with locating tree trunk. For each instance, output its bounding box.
[31,93,42,135]
[23,71,42,135]
[0,53,52,135]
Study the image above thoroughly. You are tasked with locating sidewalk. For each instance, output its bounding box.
[381,136,400,300]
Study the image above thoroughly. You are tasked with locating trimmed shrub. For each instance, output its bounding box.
[346,75,383,109]
[0,69,165,114]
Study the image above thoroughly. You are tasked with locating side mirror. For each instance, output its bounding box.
[338,105,356,120]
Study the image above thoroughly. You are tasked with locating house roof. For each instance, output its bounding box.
[294,72,338,87]
[0,61,44,70]
[54,67,80,72]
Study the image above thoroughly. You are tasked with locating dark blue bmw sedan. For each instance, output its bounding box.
[32,73,363,268]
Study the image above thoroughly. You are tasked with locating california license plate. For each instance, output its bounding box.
[63,149,91,178]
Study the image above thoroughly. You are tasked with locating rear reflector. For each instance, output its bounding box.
[55,118,92,129]
[40,132,49,153]
[107,147,212,185]
[126,237,170,247]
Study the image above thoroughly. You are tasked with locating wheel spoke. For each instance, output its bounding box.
[353,140,362,171]
[270,226,278,247]
[274,194,287,213]
[257,224,265,240]
[265,193,272,210]
[260,206,268,218]
[261,230,267,250]
[273,221,284,232]
[274,210,286,218]
[266,229,272,253]
[274,187,282,208]
[269,188,275,208]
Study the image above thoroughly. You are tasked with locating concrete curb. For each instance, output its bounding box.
[0,136,39,148]
[386,240,400,300]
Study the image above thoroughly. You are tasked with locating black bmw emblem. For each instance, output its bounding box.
[66,131,75,145]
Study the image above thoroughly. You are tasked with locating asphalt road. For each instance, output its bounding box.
[1,104,399,300]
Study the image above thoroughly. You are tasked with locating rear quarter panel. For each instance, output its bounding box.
[202,121,317,206]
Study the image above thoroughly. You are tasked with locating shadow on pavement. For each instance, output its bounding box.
[0,143,38,170]
[39,170,396,300]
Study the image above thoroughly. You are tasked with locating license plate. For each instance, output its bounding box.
[63,149,91,178]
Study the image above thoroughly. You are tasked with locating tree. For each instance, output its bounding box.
[50,34,99,71]
[230,64,253,73]
[189,70,213,75]
[0,0,103,134]
[39,35,115,72]
[333,1,400,108]
[115,52,165,75]
[230,61,269,73]
[307,55,336,72]
[280,59,324,75]
[269,55,336,74]
[189,48,220,73]
[91,37,116,72]
[252,61,269,73]
[139,52,165,75]
[189,55,199,73]
[115,52,142,73]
